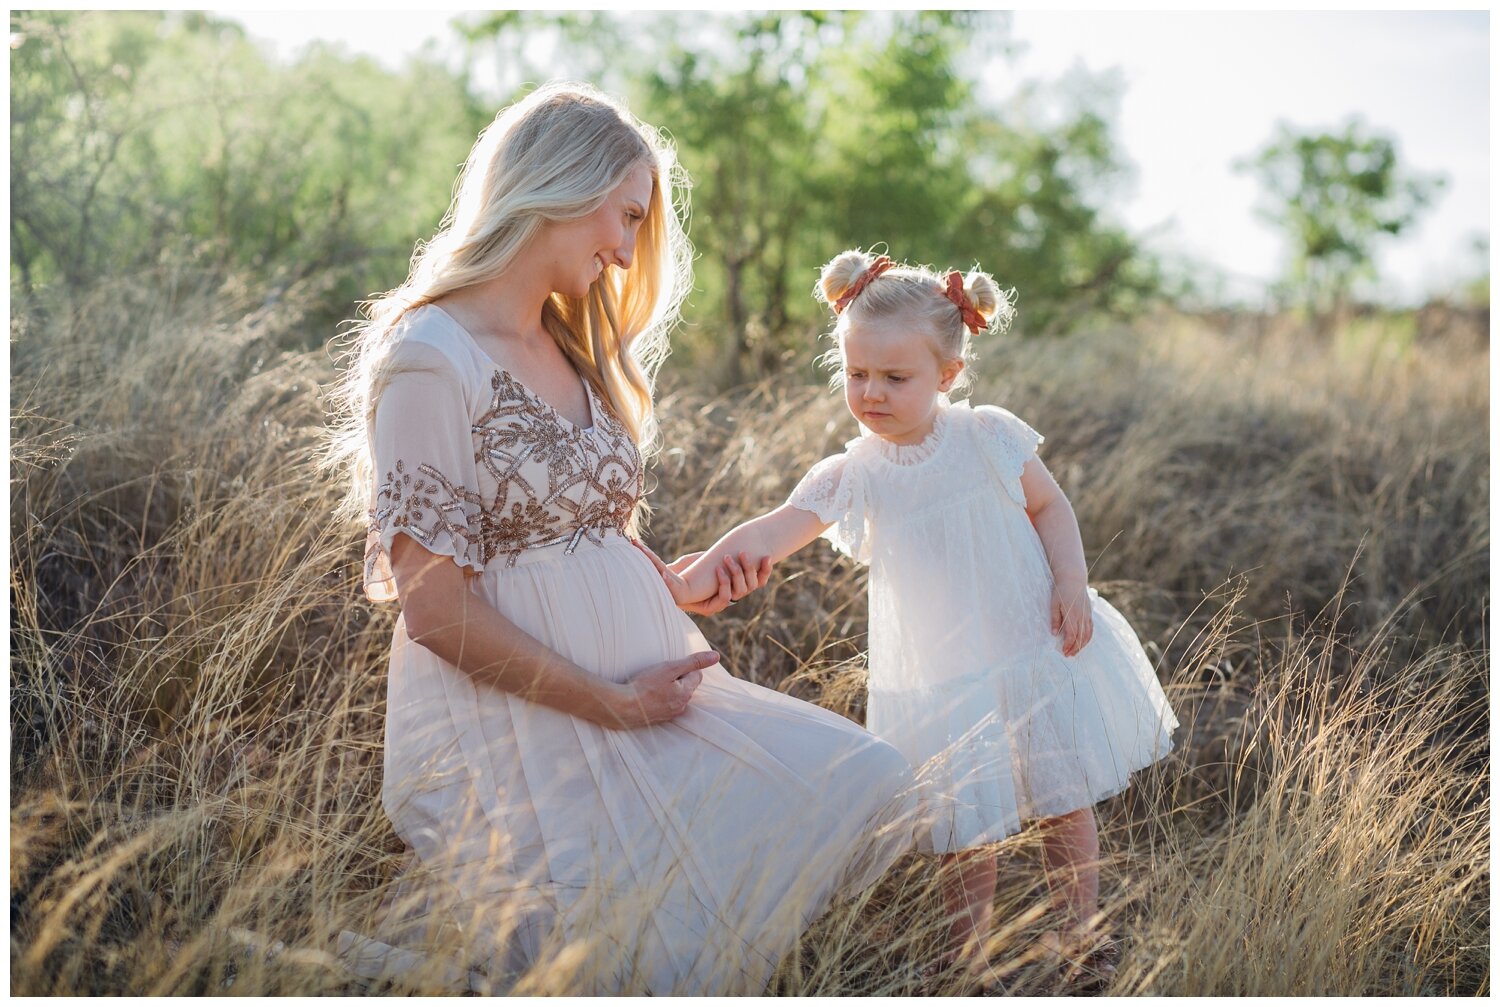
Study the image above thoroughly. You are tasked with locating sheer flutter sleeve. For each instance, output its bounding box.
[972,404,1045,510]
[786,453,873,564]
[364,339,485,602]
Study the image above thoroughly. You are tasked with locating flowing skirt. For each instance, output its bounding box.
[339,531,916,994]
[868,590,1177,853]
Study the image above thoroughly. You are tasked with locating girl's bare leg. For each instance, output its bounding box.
[938,849,998,974]
[1038,806,1100,934]
[1036,806,1119,985]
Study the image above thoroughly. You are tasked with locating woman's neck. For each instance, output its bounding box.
[438,268,553,347]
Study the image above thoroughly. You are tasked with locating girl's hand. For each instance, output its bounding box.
[1050,579,1094,658]
[668,550,774,615]
[632,539,702,606]
[632,542,773,616]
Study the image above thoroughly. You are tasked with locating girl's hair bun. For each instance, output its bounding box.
[963,269,1016,332]
[817,249,878,309]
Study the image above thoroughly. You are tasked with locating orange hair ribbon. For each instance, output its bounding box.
[943,271,987,334]
[833,255,895,314]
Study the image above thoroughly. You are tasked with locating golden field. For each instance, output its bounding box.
[10,271,1488,994]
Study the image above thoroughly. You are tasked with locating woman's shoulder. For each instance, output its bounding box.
[386,304,482,375]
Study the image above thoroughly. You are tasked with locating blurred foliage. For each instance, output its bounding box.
[10,10,487,325]
[462,11,1162,378]
[1236,118,1446,322]
[15,10,1158,374]
[1459,235,1488,308]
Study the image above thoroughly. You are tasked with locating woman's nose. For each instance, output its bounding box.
[613,232,636,271]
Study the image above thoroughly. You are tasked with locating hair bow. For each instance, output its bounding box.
[834,255,895,314]
[943,271,987,334]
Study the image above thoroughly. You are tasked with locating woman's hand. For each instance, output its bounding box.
[632,541,774,616]
[1050,578,1094,658]
[671,549,774,616]
[632,539,698,604]
[607,651,718,729]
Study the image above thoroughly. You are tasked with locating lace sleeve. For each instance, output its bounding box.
[972,404,1045,510]
[364,339,485,602]
[787,454,872,563]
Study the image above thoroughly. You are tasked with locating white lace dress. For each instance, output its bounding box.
[788,401,1177,853]
[338,305,916,994]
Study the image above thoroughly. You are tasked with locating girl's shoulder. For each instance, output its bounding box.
[787,447,874,563]
[789,446,862,510]
[949,400,1043,509]
[958,400,1045,454]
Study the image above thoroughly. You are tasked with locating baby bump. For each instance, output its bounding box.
[473,531,708,685]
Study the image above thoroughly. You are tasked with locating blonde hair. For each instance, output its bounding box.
[327,81,692,527]
[815,248,1015,395]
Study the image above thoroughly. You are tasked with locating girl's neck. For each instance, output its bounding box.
[872,403,943,447]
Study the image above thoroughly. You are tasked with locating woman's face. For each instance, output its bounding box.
[533,161,654,299]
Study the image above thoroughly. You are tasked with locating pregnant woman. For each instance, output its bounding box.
[329,82,915,994]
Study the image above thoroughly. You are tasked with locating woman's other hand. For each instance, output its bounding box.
[609,651,718,729]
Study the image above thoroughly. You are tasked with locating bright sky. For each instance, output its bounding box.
[217,8,1490,304]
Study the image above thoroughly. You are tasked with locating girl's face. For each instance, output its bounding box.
[841,316,964,446]
[530,161,653,299]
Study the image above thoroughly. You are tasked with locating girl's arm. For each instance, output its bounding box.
[632,544,773,617]
[391,535,716,729]
[667,504,833,605]
[1019,457,1095,657]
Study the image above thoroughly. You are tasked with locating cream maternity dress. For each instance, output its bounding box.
[337,306,915,994]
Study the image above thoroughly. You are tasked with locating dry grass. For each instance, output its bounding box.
[10,271,1488,994]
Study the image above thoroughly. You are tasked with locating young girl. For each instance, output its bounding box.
[647,249,1178,991]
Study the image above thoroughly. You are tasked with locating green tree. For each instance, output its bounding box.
[954,70,1161,336]
[1237,118,1445,321]
[465,11,1160,382]
[14,10,1163,367]
[10,10,486,320]
[643,12,838,383]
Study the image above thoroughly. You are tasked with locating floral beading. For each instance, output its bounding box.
[367,363,643,585]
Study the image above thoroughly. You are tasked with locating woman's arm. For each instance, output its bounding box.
[1019,456,1095,657]
[391,535,713,728]
[669,505,833,604]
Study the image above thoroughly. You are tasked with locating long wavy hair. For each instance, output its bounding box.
[327,81,692,528]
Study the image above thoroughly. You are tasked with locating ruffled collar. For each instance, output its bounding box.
[851,400,970,467]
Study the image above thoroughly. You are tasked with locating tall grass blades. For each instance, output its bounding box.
[10,273,1488,994]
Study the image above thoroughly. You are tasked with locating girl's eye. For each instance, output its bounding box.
[889,376,906,383]
[847,372,865,380]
